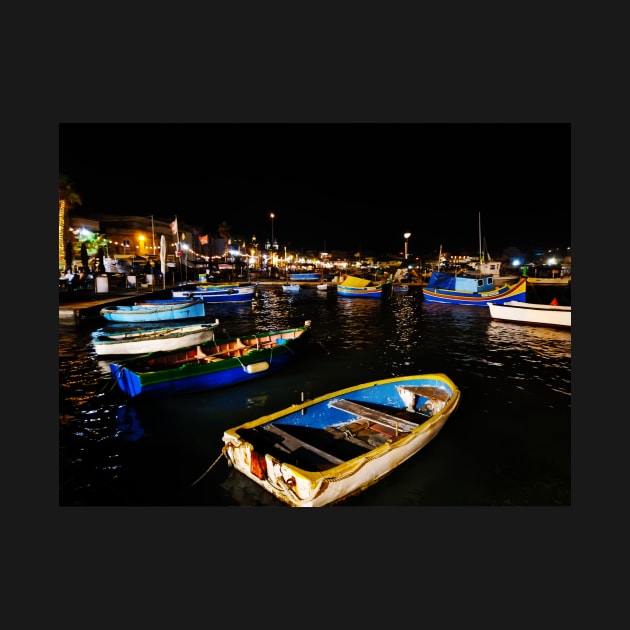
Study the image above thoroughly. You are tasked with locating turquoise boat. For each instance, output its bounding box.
[100,299,205,323]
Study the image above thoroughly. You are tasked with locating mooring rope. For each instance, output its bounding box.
[190,447,227,487]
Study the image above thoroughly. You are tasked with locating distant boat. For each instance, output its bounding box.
[109,322,312,399]
[337,275,391,299]
[221,373,461,507]
[525,276,571,287]
[91,320,220,356]
[423,212,526,305]
[282,283,300,293]
[289,273,322,281]
[473,260,519,287]
[100,299,205,323]
[487,300,571,328]
[422,273,527,306]
[172,284,256,303]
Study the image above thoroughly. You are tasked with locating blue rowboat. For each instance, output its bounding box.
[109,322,311,399]
[289,273,322,281]
[100,299,205,323]
[222,372,460,507]
[172,285,256,303]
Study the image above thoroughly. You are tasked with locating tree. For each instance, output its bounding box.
[217,219,231,259]
[58,173,82,270]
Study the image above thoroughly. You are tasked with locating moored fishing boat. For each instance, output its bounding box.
[487,300,571,328]
[282,283,300,293]
[289,272,322,281]
[100,299,205,323]
[172,284,257,303]
[221,373,460,507]
[91,320,221,356]
[109,322,312,398]
[525,276,571,287]
[422,273,527,306]
[422,212,527,306]
[337,275,391,299]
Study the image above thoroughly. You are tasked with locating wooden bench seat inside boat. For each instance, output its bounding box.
[328,399,419,433]
[238,422,375,471]
[262,424,344,465]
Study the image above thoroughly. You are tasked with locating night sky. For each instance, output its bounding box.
[59,123,570,258]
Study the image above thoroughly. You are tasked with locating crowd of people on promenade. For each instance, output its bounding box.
[59,267,92,292]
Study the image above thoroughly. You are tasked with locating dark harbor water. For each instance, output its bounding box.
[59,284,571,507]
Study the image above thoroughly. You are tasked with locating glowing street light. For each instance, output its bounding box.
[270,212,275,250]
[404,232,411,259]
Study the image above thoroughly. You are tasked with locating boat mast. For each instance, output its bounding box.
[478,212,482,276]
[151,214,156,260]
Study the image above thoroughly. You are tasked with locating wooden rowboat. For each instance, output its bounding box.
[100,299,205,323]
[172,285,257,303]
[336,275,391,299]
[222,373,460,507]
[109,322,312,398]
[91,320,220,356]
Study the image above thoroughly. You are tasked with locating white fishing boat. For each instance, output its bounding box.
[487,300,570,328]
[91,320,220,356]
[282,283,300,293]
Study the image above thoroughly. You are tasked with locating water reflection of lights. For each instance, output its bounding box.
[486,320,571,360]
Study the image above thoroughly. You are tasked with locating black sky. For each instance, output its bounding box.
[58,123,570,258]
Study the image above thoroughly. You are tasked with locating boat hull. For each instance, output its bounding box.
[337,275,390,299]
[109,325,310,398]
[289,273,322,281]
[222,373,460,507]
[91,321,220,356]
[172,286,256,303]
[525,277,571,286]
[422,277,527,306]
[488,300,571,328]
[100,299,205,322]
[337,286,383,298]
[282,284,300,293]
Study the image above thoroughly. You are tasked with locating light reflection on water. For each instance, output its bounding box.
[59,286,571,507]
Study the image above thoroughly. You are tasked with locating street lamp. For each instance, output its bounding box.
[404,232,411,260]
[270,212,275,250]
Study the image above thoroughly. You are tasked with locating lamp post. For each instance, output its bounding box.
[270,212,275,251]
[404,232,411,260]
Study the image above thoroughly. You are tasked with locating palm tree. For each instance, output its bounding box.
[58,173,82,270]
[217,220,231,259]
